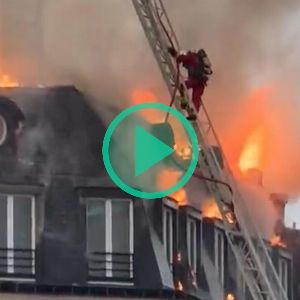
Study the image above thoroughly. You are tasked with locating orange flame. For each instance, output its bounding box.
[171,188,188,206]
[130,89,164,123]
[156,169,187,205]
[226,293,235,300]
[0,73,20,88]
[176,280,183,291]
[270,235,286,248]
[202,199,222,220]
[174,144,192,160]
[131,89,189,205]
[239,127,265,172]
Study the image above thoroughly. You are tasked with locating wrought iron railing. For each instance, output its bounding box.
[0,248,35,278]
[87,252,133,281]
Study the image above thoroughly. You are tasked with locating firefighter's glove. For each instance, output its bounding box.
[168,47,177,58]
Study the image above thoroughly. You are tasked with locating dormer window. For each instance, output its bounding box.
[214,228,225,286]
[0,194,35,279]
[163,198,178,270]
[187,216,197,273]
[0,115,7,146]
[85,197,134,282]
[0,96,25,154]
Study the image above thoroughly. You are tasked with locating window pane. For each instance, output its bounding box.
[0,195,7,273]
[13,196,32,249]
[112,201,129,252]
[112,200,130,278]
[166,211,171,264]
[190,221,196,270]
[13,196,33,275]
[220,233,224,284]
[216,230,224,285]
[87,200,106,279]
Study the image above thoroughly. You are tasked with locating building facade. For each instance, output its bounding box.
[0,86,295,300]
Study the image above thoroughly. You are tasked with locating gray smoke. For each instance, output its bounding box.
[1,0,300,118]
[1,1,300,196]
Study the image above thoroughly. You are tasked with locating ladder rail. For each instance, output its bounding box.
[132,0,177,96]
[131,1,288,300]
[193,109,281,300]
[196,105,287,299]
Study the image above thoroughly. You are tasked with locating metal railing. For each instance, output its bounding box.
[87,252,133,281]
[0,248,35,278]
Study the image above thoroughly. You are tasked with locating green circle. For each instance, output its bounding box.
[102,103,199,199]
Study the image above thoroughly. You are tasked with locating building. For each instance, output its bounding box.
[0,86,296,300]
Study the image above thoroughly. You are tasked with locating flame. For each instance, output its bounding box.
[270,235,286,248]
[239,127,265,172]
[226,293,235,300]
[156,169,187,205]
[171,188,188,205]
[130,89,164,123]
[0,73,20,88]
[174,144,192,160]
[131,88,190,205]
[176,280,183,291]
[176,252,182,262]
[202,199,222,220]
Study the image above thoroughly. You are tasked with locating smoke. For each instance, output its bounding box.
[238,180,278,239]
[165,1,300,196]
[1,0,300,190]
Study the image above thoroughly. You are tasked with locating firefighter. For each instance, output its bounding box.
[169,47,212,120]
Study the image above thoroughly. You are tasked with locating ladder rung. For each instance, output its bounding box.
[228,230,242,237]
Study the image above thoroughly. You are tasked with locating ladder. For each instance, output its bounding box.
[131,1,288,300]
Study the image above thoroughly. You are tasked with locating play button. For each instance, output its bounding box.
[102,102,199,199]
[135,125,174,176]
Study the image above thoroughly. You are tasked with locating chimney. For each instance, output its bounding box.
[269,193,288,235]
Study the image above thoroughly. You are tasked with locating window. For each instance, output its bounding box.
[278,258,289,297]
[0,115,7,145]
[187,217,197,273]
[0,194,35,278]
[214,228,224,286]
[86,198,133,281]
[163,205,175,269]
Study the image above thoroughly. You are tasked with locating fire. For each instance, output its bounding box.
[176,280,183,291]
[130,89,164,123]
[131,88,190,205]
[176,252,182,262]
[239,127,264,172]
[270,235,286,248]
[174,144,192,160]
[202,199,222,220]
[0,73,20,88]
[226,293,235,300]
[156,169,187,205]
[171,188,188,205]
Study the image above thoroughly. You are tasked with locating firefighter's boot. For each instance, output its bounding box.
[186,107,197,121]
[180,97,188,110]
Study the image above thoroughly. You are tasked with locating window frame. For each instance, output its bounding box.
[162,198,178,270]
[187,216,197,273]
[85,197,134,281]
[214,227,225,286]
[163,206,174,268]
[0,193,36,279]
[278,257,289,297]
[0,115,7,145]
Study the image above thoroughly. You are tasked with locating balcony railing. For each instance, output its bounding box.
[0,248,35,278]
[87,252,133,282]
